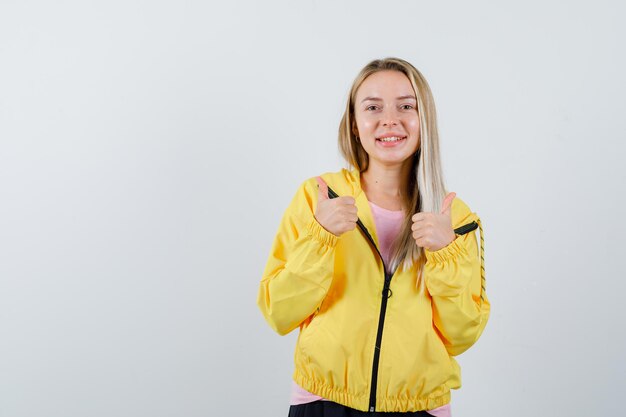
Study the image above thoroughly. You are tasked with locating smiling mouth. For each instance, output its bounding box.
[376,136,407,142]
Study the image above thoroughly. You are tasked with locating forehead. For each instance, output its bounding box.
[355,70,415,100]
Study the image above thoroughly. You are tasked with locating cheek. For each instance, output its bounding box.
[355,113,376,135]
[407,117,420,136]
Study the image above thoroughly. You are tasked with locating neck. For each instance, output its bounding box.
[360,159,414,199]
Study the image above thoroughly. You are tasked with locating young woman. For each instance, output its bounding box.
[257,57,490,416]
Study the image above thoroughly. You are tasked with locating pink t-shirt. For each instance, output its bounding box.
[290,201,451,416]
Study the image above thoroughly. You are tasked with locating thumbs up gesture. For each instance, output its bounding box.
[314,177,358,236]
[411,192,457,252]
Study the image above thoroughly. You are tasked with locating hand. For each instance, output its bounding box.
[314,177,358,236]
[411,192,457,251]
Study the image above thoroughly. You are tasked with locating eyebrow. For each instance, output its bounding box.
[361,95,417,103]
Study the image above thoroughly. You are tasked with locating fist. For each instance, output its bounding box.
[314,177,358,236]
[411,192,457,252]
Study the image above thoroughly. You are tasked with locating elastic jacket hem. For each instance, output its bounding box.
[294,369,451,412]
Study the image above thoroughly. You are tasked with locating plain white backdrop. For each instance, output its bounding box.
[1,1,624,416]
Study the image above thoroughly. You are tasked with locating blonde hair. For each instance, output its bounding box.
[338,57,448,275]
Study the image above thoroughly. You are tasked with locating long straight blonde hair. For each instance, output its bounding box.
[338,57,448,274]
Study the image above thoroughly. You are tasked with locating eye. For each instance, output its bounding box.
[401,104,415,110]
[365,105,379,111]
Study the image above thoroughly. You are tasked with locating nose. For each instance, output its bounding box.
[381,108,399,126]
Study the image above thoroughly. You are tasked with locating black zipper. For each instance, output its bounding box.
[355,217,392,412]
[326,186,393,412]
[325,185,477,412]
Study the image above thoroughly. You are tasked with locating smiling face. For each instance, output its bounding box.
[353,70,421,169]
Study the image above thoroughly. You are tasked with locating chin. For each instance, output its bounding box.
[372,153,416,166]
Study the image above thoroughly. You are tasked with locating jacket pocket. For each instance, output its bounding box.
[297,307,329,365]
[301,308,325,340]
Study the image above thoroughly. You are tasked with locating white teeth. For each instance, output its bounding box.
[378,136,404,142]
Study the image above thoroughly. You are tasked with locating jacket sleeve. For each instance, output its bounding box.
[257,180,338,336]
[424,198,490,356]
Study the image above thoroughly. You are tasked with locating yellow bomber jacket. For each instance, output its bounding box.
[257,168,490,412]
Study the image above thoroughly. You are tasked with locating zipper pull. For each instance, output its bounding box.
[382,275,393,298]
[382,286,393,299]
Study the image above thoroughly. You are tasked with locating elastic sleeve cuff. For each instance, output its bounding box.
[306,218,338,248]
[425,236,467,264]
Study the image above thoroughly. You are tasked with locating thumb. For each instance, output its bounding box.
[440,192,456,216]
[316,176,329,201]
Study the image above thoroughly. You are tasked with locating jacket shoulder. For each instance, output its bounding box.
[298,168,357,198]
[450,196,479,229]
[285,169,356,223]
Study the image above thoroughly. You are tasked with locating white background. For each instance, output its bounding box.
[1,1,624,416]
